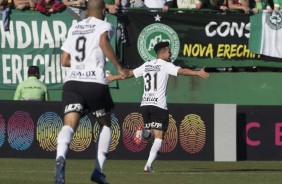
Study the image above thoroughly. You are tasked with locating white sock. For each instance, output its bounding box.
[146,138,162,167]
[95,126,111,172]
[56,125,74,160]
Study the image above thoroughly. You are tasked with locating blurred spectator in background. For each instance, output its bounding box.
[266,0,279,11]
[104,0,120,13]
[121,0,145,7]
[0,0,12,31]
[177,0,202,9]
[13,0,37,10]
[252,0,269,13]
[144,0,175,12]
[201,0,228,11]
[272,0,280,10]
[227,0,251,13]
[14,66,49,101]
[120,0,128,7]
[36,0,66,15]
[130,0,145,7]
[63,0,86,18]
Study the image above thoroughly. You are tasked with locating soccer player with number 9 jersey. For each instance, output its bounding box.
[54,0,128,183]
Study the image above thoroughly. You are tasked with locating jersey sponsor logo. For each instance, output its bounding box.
[65,103,83,114]
[70,71,96,78]
[144,65,161,72]
[145,122,162,129]
[137,23,180,63]
[266,11,282,30]
[75,24,96,29]
[72,29,95,36]
[142,96,158,103]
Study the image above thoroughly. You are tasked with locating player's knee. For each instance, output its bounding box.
[100,121,111,127]
[94,110,112,127]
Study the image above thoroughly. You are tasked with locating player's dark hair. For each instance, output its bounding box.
[154,41,170,54]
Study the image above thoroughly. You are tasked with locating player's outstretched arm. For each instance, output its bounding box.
[107,70,135,82]
[177,67,209,79]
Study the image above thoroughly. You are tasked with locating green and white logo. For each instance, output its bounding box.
[266,11,282,30]
[137,23,180,62]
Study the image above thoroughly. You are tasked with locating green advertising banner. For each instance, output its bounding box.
[249,11,282,59]
[123,11,282,69]
[0,10,118,89]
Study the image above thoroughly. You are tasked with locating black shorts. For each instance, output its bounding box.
[140,105,169,131]
[62,81,114,117]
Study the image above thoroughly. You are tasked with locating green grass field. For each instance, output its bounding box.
[0,158,282,184]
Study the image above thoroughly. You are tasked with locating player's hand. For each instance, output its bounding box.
[117,67,129,79]
[106,72,115,82]
[198,67,209,79]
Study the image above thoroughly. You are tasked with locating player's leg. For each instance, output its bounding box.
[56,112,80,160]
[90,84,113,184]
[54,81,84,184]
[55,112,80,184]
[144,129,165,172]
[91,112,112,184]
[135,106,152,144]
[95,112,111,171]
[144,106,168,172]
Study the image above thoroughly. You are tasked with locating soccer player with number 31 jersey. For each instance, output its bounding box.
[108,41,209,172]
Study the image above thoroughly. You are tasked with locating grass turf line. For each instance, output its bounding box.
[0,159,282,184]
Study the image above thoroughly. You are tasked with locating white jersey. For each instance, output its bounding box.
[133,59,180,110]
[61,17,114,84]
[144,0,173,8]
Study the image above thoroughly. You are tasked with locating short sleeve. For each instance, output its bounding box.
[98,22,114,40]
[165,62,180,76]
[133,64,144,78]
[61,27,73,53]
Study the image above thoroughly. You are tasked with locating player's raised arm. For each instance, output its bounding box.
[177,67,209,79]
